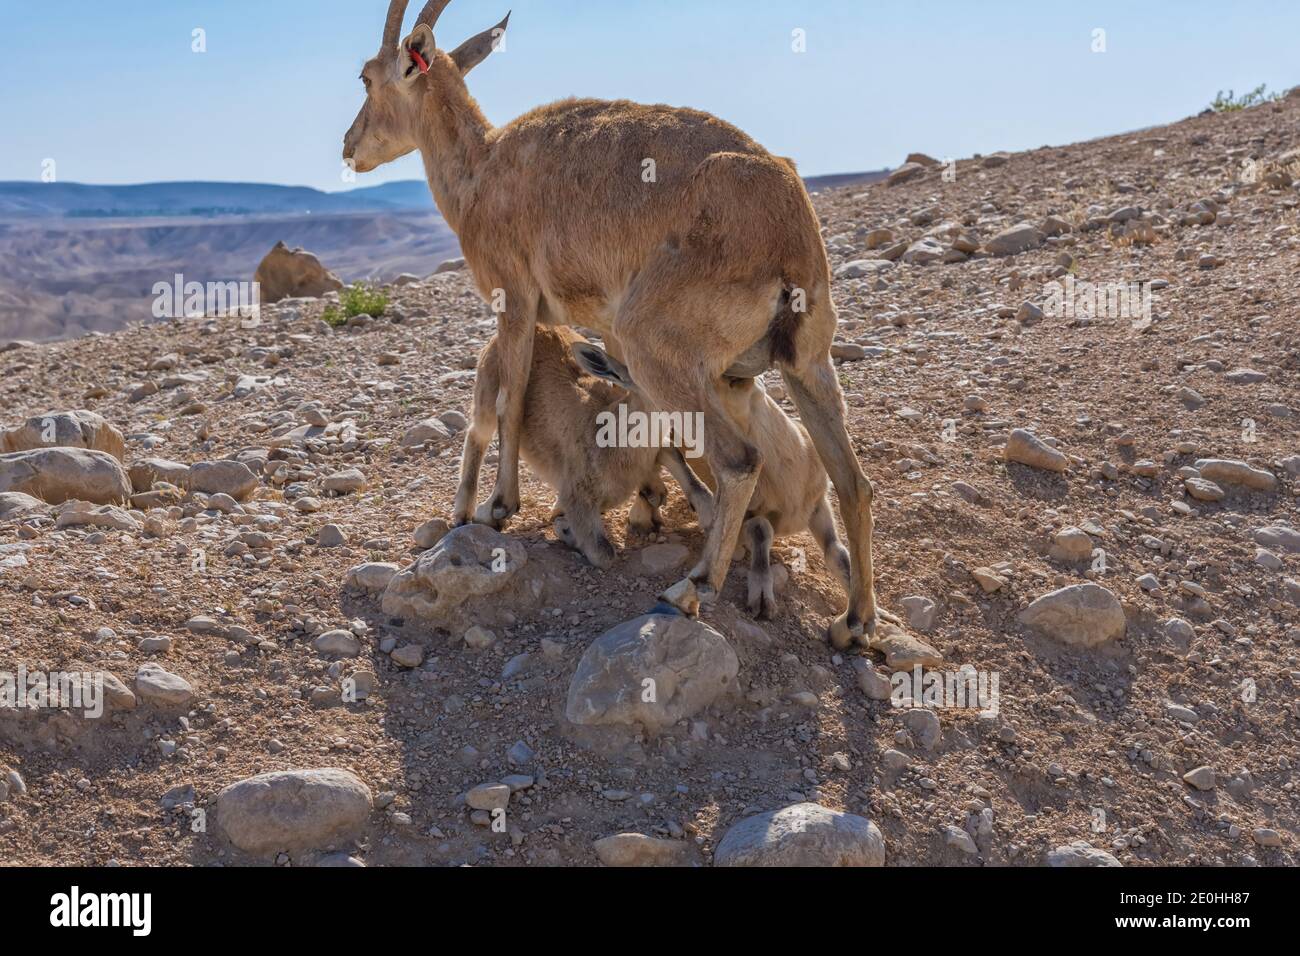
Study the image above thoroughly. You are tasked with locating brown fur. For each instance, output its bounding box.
[452,326,713,568]
[345,2,882,644]
[631,370,850,619]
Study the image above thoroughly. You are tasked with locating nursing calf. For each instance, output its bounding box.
[453,326,713,568]
[580,347,849,619]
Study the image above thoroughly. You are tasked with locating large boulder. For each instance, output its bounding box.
[381,523,531,629]
[190,460,258,501]
[0,448,131,504]
[54,503,141,533]
[594,833,689,867]
[1255,525,1300,553]
[901,237,946,265]
[1046,841,1123,867]
[133,663,195,708]
[714,803,886,867]
[1005,428,1068,471]
[0,410,126,461]
[1193,458,1277,493]
[216,768,372,856]
[1019,583,1126,647]
[565,613,739,732]
[128,458,191,493]
[252,241,344,304]
[0,492,43,520]
[984,222,1043,256]
[887,162,925,186]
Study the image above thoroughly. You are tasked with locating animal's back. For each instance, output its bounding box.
[464,99,827,334]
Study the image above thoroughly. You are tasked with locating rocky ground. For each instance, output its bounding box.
[1,92,1298,867]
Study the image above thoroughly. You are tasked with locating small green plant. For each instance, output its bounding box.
[321,282,389,327]
[1208,84,1281,113]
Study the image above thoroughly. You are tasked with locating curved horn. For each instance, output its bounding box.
[415,0,452,29]
[381,0,411,55]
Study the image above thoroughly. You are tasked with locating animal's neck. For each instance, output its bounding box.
[416,54,491,233]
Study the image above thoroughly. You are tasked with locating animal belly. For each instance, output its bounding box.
[540,288,616,337]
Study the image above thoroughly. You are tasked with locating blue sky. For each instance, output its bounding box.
[3,0,1296,191]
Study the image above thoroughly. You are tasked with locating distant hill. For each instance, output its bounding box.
[0,173,884,220]
[803,170,890,192]
[0,171,887,341]
[0,180,432,220]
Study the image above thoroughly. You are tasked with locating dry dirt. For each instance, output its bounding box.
[1,95,1297,867]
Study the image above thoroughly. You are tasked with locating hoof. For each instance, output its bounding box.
[658,578,700,617]
[748,594,776,620]
[552,515,576,548]
[828,612,863,650]
[472,503,504,529]
[862,606,897,642]
[479,492,519,527]
[583,539,617,570]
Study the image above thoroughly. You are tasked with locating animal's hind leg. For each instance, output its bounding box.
[613,227,777,610]
[782,353,879,648]
[809,494,851,590]
[744,515,776,619]
[622,351,760,602]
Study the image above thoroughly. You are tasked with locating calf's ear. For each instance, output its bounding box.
[572,343,635,390]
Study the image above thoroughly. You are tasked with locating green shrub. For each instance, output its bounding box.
[322,282,389,327]
[1208,84,1281,113]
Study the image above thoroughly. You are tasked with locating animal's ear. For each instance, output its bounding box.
[572,343,634,389]
[400,23,436,82]
[451,11,509,75]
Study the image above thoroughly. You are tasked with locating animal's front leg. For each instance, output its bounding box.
[475,298,536,528]
[657,446,714,530]
[453,342,501,526]
[627,470,668,534]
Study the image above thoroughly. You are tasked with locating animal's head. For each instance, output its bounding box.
[343,1,509,173]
